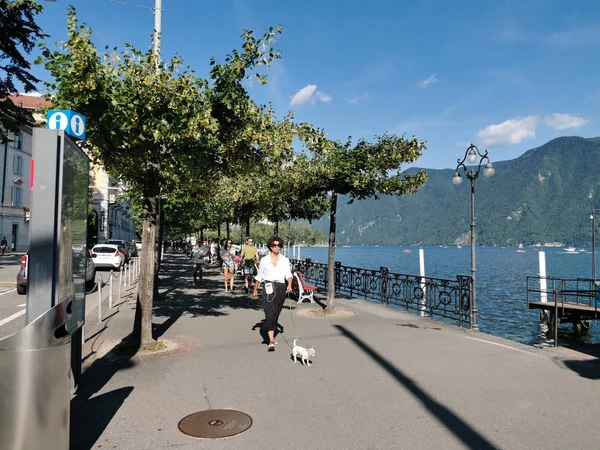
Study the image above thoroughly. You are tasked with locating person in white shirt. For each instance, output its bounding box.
[253,235,292,351]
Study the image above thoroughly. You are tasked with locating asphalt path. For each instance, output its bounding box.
[0,257,134,341]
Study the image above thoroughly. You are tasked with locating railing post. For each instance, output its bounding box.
[109,270,113,308]
[305,258,312,282]
[335,261,341,293]
[97,274,102,323]
[380,266,389,305]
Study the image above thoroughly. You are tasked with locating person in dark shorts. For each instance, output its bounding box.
[241,236,259,293]
[253,236,292,351]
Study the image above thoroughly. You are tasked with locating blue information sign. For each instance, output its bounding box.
[46,110,86,140]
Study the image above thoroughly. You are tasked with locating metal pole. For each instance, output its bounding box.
[470,177,479,331]
[119,265,122,298]
[109,270,113,308]
[592,212,596,284]
[97,274,102,323]
[153,0,162,58]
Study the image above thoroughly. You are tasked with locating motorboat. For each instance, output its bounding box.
[564,247,577,253]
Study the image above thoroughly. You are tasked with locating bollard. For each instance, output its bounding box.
[109,270,113,308]
[118,265,122,299]
[97,274,102,323]
[128,261,132,287]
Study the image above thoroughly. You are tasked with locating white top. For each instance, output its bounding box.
[255,253,293,284]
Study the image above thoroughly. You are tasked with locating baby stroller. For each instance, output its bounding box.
[234,255,244,277]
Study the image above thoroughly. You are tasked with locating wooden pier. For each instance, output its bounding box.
[528,301,600,321]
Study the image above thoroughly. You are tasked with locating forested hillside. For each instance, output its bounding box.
[311,136,600,247]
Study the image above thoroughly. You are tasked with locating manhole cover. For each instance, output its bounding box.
[178,409,252,439]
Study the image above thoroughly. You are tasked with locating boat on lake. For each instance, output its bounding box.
[564,247,577,253]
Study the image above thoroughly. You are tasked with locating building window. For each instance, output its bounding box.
[14,132,23,150]
[13,155,23,175]
[11,187,22,207]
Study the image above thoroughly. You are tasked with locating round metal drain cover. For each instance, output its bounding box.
[178,409,252,439]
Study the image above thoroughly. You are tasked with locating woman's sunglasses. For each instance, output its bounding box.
[271,243,282,248]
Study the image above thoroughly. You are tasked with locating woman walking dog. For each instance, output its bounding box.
[253,235,292,351]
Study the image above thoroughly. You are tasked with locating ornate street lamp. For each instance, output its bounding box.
[452,144,495,331]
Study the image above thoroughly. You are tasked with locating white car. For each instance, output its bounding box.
[91,244,125,270]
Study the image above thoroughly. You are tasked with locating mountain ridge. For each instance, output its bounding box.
[312,136,600,247]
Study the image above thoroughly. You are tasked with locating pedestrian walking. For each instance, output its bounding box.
[253,235,292,351]
[193,240,209,286]
[241,236,259,293]
[221,239,236,292]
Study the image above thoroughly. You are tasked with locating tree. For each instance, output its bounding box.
[298,130,428,310]
[0,0,46,142]
[38,7,283,346]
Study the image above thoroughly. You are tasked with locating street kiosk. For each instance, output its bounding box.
[0,128,89,450]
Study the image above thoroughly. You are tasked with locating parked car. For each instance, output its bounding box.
[127,241,138,258]
[91,244,125,270]
[104,240,130,262]
[17,250,96,295]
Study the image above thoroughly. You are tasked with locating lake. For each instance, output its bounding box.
[289,245,596,346]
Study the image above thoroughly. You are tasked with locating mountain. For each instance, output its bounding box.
[312,136,600,247]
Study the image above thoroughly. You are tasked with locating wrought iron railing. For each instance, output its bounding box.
[290,258,473,328]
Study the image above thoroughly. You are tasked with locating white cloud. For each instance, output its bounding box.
[544,113,590,131]
[316,91,332,103]
[290,84,332,106]
[477,116,538,147]
[417,74,439,88]
[346,93,372,104]
[290,85,317,106]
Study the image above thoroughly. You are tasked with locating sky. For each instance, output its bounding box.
[27,0,600,169]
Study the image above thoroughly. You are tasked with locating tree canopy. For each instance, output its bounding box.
[0,0,46,142]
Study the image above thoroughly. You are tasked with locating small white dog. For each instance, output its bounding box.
[292,339,316,366]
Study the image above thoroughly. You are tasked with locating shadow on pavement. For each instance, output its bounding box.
[335,324,499,450]
[151,255,262,340]
[70,334,138,450]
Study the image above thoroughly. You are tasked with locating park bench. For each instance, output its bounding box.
[292,270,318,304]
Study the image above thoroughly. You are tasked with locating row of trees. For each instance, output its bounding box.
[8,5,429,347]
[167,222,327,247]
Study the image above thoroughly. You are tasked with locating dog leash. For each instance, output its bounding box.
[279,292,300,350]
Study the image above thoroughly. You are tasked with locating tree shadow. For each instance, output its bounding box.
[151,255,263,340]
[334,325,499,450]
[70,333,138,450]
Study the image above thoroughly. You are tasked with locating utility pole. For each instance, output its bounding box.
[153,0,162,57]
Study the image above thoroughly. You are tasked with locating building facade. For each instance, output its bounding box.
[0,126,32,252]
[89,165,137,245]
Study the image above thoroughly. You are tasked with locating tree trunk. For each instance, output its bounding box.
[274,221,279,235]
[327,193,337,310]
[135,166,160,347]
[226,222,230,240]
[217,223,221,242]
[200,228,204,244]
[245,217,250,236]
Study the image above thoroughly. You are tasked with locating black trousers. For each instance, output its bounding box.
[262,282,286,331]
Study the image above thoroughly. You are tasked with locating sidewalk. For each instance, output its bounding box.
[72,253,600,450]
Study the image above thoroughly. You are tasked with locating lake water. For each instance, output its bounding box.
[290,245,597,346]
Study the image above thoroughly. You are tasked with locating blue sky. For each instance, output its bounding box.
[30,0,600,169]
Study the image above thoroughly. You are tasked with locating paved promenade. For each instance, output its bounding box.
[73,253,600,450]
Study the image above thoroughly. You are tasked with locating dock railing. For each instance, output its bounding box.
[526,276,599,346]
[526,276,597,309]
[290,258,474,329]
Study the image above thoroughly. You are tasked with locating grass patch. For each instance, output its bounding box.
[141,340,167,352]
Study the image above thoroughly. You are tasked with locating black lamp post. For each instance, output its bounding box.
[452,144,495,331]
[591,209,600,283]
